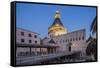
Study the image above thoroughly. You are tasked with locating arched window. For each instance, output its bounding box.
[73,38,74,41]
[21,39,24,42]
[68,39,69,42]
[29,40,32,43]
[66,39,67,42]
[59,40,61,43]
[82,36,84,40]
[76,37,78,41]
[70,38,72,41]
[63,40,64,43]
[29,33,32,37]
[21,32,24,36]
[35,40,37,43]
[34,35,37,38]
[79,37,81,40]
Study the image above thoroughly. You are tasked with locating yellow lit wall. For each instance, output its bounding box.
[48,25,67,37]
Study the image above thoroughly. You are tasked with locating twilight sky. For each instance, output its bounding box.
[16,3,96,38]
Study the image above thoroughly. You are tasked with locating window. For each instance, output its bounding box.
[34,35,37,38]
[29,40,32,43]
[68,45,71,52]
[29,34,32,37]
[59,40,61,43]
[82,36,84,40]
[66,39,67,42]
[73,38,74,41]
[35,40,37,43]
[70,38,72,41]
[63,40,64,43]
[79,37,81,40]
[68,39,69,42]
[21,39,24,42]
[76,38,78,41]
[21,32,24,36]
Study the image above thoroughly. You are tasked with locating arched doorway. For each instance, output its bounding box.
[68,42,72,52]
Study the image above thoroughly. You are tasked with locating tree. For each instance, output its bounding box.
[86,16,97,61]
[90,16,97,34]
[86,37,97,60]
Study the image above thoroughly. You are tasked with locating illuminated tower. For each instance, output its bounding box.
[48,10,67,38]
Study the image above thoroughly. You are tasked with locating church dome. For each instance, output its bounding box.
[48,10,68,38]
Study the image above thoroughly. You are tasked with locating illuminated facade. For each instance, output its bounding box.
[44,10,87,55]
[48,11,67,38]
[43,29,87,53]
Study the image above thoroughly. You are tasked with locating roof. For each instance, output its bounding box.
[17,27,40,35]
[48,18,63,29]
[52,18,63,26]
[48,39,56,44]
[16,43,59,48]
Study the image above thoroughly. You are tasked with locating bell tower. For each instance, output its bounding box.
[48,10,68,38]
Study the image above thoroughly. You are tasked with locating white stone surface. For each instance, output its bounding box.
[16,28,40,45]
[43,29,87,53]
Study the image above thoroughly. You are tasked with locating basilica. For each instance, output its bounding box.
[43,10,87,54]
[16,10,87,57]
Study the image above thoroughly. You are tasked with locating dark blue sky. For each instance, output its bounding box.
[16,3,96,38]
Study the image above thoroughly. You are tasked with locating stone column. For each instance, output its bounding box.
[35,48,37,55]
